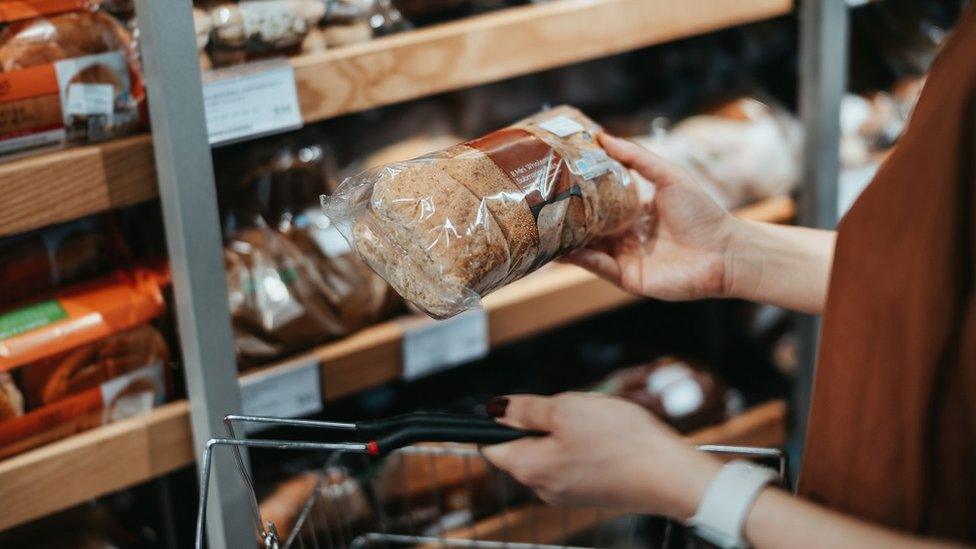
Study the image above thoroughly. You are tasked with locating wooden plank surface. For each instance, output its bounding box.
[0,135,156,237]
[294,0,792,122]
[0,401,193,531]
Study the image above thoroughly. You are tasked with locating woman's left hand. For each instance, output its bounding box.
[481,392,721,519]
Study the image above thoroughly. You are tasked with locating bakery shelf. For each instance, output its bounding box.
[0,0,790,238]
[294,0,793,122]
[0,401,193,531]
[429,399,788,547]
[0,134,156,237]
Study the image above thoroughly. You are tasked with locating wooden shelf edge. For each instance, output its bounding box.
[0,134,156,238]
[0,400,193,531]
[432,400,788,546]
[294,0,792,122]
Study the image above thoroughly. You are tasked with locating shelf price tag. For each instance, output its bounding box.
[401,309,489,381]
[202,60,302,146]
[239,359,322,432]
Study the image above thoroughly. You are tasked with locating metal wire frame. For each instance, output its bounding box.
[196,415,788,549]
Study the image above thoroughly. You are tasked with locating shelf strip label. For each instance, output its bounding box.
[202,60,302,146]
[401,309,489,381]
[239,359,322,432]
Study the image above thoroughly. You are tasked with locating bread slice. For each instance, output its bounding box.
[363,163,511,313]
[436,145,540,284]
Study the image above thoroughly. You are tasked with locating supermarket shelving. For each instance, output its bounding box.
[0,200,792,531]
[0,0,791,238]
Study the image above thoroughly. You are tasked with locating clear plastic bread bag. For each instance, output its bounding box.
[321,105,646,319]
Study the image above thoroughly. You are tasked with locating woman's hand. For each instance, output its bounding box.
[570,133,837,314]
[565,133,738,301]
[481,392,721,519]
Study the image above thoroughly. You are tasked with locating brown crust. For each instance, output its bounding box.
[0,11,133,71]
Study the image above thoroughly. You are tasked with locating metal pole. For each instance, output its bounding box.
[132,0,252,546]
[795,0,847,474]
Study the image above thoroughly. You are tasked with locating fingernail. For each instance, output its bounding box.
[486,396,509,418]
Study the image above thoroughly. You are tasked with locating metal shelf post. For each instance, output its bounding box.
[795,0,848,472]
[132,0,252,546]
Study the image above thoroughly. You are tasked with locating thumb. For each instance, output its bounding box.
[598,132,680,189]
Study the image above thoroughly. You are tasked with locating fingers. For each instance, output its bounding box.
[490,394,558,432]
[598,132,680,188]
[480,436,557,480]
[561,249,621,286]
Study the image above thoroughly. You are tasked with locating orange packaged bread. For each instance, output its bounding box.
[0,266,171,458]
[0,0,145,155]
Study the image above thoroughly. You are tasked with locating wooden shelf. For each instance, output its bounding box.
[294,0,792,122]
[0,401,192,531]
[0,0,790,237]
[431,400,787,547]
[0,134,156,237]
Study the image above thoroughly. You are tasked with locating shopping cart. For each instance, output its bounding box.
[195,412,787,549]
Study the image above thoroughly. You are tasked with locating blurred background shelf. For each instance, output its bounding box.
[0,401,192,531]
[0,0,791,238]
[293,0,793,121]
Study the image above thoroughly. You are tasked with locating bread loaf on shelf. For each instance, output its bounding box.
[323,105,642,318]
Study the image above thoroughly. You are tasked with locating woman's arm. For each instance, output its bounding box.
[566,134,836,314]
[724,219,836,314]
[746,487,967,548]
[482,393,969,549]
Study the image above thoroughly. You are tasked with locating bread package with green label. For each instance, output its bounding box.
[321,106,643,318]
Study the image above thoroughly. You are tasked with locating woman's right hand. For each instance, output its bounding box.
[566,133,738,302]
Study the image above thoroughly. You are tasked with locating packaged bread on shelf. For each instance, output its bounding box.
[207,0,325,66]
[0,1,145,155]
[223,141,400,366]
[322,105,644,319]
[0,265,171,458]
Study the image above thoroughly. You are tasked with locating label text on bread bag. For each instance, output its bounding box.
[467,128,581,219]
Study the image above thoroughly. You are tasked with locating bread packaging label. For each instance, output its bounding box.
[322,105,642,319]
[0,50,138,155]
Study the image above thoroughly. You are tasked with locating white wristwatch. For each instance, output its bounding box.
[687,460,778,549]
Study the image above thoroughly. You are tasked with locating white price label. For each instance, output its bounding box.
[203,62,302,145]
[402,309,489,381]
[65,83,114,116]
[239,359,322,432]
[537,115,584,137]
[574,149,612,180]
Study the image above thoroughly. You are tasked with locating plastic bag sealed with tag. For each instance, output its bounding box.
[321,106,645,319]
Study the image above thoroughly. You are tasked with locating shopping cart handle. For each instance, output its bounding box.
[355,411,508,439]
[367,422,545,456]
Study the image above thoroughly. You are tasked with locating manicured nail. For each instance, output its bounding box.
[486,396,509,418]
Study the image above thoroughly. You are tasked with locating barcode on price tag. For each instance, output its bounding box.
[202,61,302,146]
[239,359,322,433]
[402,309,489,381]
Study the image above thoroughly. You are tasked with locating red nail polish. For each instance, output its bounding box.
[486,396,509,418]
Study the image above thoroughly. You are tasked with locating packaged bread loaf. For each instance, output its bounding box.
[322,105,643,318]
[224,142,400,365]
[0,1,145,154]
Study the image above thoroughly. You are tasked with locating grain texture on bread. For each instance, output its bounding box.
[437,145,540,283]
[368,163,511,295]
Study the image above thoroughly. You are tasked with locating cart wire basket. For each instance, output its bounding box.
[195,413,788,549]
